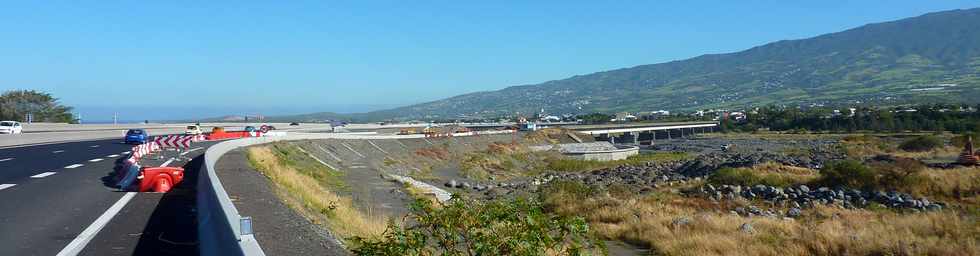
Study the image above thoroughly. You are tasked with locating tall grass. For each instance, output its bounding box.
[247,145,387,240]
[540,181,980,256]
[546,152,690,172]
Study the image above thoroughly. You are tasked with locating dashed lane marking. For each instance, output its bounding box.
[56,192,137,256]
[88,158,103,162]
[89,145,100,148]
[65,164,84,169]
[121,151,130,154]
[30,172,57,178]
[107,154,119,158]
[0,158,13,162]
[52,150,65,153]
[0,184,15,190]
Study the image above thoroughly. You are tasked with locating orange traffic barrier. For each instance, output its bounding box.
[139,166,185,193]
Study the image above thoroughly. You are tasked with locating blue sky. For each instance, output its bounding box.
[2,1,978,121]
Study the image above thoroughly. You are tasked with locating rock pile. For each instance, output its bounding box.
[698,184,945,212]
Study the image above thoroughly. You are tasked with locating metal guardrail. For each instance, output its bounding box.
[197,130,516,255]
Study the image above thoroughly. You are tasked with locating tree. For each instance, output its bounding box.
[0,90,75,123]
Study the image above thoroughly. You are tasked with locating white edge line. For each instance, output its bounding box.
[179,147,203,156]
[56,192,137,256]
[0,184,16,190]
[30,172,57,178]
[160,158,174,167]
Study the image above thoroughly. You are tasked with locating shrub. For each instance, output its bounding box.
[708,167,763,186]
[350,197,605,255]
[816,160,877,189]
[950,133,976,148]
[898,135,943,152]
[870,157,926,191]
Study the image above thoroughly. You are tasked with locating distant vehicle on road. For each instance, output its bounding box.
[244,126,257,132]
[124,129,149,144]
[0,121,22,134]
[184,125,203,135]
[260,125,275,132]
[289,122,300,126]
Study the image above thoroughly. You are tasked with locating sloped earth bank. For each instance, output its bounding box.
[243,134,976,255]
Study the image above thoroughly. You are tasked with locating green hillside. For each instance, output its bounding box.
[298,8,980,122]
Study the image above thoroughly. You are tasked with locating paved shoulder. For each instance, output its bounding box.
[215,148,347,256]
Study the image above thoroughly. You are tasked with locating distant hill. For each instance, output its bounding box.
[289,8,980,122]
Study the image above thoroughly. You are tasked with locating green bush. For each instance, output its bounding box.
[898,135,943,152]
[350,197,605,256]
[816,160,877,189]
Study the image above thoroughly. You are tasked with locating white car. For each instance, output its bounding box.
[184,125,203,135]
[0,121,23,134]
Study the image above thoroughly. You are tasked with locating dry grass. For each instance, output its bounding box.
[544,182,980,256]
[913,167,980,203]
[247,146,388,240]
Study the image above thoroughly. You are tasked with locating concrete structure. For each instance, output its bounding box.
[556,141,639,161]
[564,121,718,145]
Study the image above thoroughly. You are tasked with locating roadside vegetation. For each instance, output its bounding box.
[707,163,819,187]
[540,179,979,256]
[545,152,690,172]
[350,197,605,256]
[247,143,387,240]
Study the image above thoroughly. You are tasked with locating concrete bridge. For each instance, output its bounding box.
[563,121,718,145]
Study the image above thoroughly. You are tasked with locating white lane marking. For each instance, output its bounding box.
[89,145,100,148]
[160,158,174,167]
[296,147,338,170]
[31,172,57,178]
[0,184,16,190]
[88,158,103,162]
[53,150,65,154]
[65,164,84,169]
[56,192,137,256]
[341,142,365,158]
[350,165,368,169]
[368,140,389,155]
[315,144,344,162]
[121,151,130,154]
[395,140,408,149]
[179,147,203,156]
[0,158,13,162]
[107,154,119,158]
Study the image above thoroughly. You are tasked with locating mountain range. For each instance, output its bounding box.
[275,8,980,122]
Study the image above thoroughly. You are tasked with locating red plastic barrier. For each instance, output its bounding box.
[139,166,185,193]
[206,130,263,140]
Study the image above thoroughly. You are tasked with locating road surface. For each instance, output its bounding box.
[0,137,213,256]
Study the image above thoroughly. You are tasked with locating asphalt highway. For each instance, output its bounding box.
[0,137,214,256]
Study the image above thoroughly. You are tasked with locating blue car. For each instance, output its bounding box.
[124,129,149,144]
